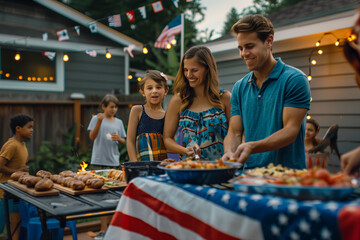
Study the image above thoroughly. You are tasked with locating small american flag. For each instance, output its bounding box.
[108,14,121,27]
[56,29,69,41]
[154,15,181,49]
[85,50,97,57]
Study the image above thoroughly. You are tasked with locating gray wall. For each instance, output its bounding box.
[65,52,125,95]
[215,44,360,167]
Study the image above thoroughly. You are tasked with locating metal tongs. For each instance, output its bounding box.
[193,146,200,160]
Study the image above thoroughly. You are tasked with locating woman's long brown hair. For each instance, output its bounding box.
[173,46,223,112]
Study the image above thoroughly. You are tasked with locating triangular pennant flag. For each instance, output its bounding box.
[42,51,56,61]
[126,10,135,22]
[56,29,69,41]
[138,6,146,19]
[171,0,179,8]
[88,21,98,33]
[186,0,192,2]
[108,14,122,27]
[85,50,97,57]
[152,1,164,13]
[42,33,48,41]
[124,44,135,58]
[155,15,182,49]
[74,26,80,36]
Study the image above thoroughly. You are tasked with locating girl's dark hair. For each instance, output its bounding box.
[307,118,320,132]
[138,70,169,91]
[10,113,33,134]
[101,94,120,107]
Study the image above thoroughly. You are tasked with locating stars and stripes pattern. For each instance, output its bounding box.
[154,15,181,49]
[105,175,358,240]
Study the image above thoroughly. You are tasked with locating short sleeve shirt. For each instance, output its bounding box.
[230,58,311,169]
[0,138,28,197]
[87,116,126,167]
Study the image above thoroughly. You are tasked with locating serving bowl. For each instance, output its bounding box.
[157,161,238,185]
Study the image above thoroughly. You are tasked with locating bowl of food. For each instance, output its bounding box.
[157,160,238,185]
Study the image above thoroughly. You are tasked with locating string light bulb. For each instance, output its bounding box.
[142,46,148,54]
[14,52,21,61]
[307,115,311,120]
[166,43,171,49]
[335,39,340,46]
[311,60,317,65]
[318,49,323,55]
[315,41,320,47]
[171,39,177,45]
[63,54,69,62]
[127,75,133,80]
[105,49,112,59]
[307,75,312,81]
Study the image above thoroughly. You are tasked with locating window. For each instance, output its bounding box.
[0,47,64,92]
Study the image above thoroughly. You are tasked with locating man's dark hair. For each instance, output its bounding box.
[10,114,34,134]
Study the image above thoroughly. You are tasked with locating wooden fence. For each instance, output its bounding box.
[0,99,144,159]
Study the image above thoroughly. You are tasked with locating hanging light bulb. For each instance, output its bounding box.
[310,97,313,102]
[127,75,133,80]
[335,39,340,46]
[137,77,141,81]
[171,39,177,45]
[166,43,171,49]
[318,49,323,55]
[315,41,320,47]
[311,60,317,65]
[14,52,21,61]
[63,54,69,62]
[105,49,112,59]
[307,75,312,81]
[306,115,311,120]
[142,46,148,54]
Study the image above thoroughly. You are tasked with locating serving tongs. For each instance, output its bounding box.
[193,147,200,160]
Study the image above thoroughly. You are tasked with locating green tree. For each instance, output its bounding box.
[221,7,240,35]
[62,0,206,76]
[238,0,307,18]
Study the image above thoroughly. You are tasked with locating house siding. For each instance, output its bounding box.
[64,52,125,95]
[215,44,360,168]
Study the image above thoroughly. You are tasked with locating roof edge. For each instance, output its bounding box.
[33,0,143,51]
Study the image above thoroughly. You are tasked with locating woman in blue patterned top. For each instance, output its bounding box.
[164,46,231,160]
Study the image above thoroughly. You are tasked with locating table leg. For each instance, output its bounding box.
[38,209,52,240]
[3,192,11,240]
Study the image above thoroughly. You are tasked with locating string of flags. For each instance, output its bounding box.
[9,0,190,61]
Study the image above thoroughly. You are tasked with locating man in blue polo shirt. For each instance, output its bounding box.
[222,14,311,169]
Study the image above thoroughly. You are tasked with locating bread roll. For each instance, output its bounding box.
[24,176,42,188]
[10,171,29,181]
[86,178,104,189]
[59,171,76,178]
[62,177,75,187]
[36,170,52,178]
[35,178,54,191]
[69,180,85,190]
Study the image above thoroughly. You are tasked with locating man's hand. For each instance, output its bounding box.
[232,142,255,163]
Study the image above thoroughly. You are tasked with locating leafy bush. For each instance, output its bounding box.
[28,124,92,174]
[28,124,129,174]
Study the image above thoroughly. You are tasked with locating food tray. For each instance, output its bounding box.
[53,183,107,195]
[158,161,238,185]
[7,180,59,196]
[231,177,355,201]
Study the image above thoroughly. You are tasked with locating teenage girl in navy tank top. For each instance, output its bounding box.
[126,70,169,161]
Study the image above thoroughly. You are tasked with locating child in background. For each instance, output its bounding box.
[127,70,169,161]
[0,113,33,240]
[305,118,322,153]
[87,94,126,239]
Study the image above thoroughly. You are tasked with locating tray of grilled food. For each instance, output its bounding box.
[8,171,59,196]
[78,169,127,190]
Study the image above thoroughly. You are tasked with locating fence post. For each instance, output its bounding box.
[70,93,85,146]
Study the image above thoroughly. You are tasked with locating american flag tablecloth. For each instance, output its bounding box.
[104,175,360,240]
